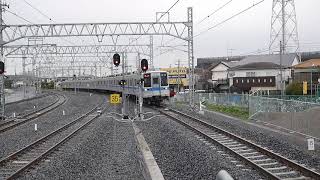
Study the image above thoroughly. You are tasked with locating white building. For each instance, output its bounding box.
[209,54,299,93]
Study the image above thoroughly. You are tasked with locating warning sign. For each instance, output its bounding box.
[307,138,315,151]
[110,94,121,104]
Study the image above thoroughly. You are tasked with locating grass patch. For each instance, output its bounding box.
[204,103,249,120]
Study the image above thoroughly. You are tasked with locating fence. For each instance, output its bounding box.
[261,95,320,104]
[173,93,249,108]
[172,92,320,138]
[249,96,320,138]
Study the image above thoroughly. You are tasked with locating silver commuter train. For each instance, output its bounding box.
[60,71,170,103]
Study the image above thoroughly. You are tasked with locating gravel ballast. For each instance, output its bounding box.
[136,107,263,180]
[4,93,56,117]
[0,91,105,159]
[18,105,144,180]
[170,103,320,172]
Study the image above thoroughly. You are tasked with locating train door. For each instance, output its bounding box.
[152,73,161,97]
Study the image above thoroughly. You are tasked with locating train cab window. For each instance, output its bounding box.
[144,73,151,87]
[160,73,168,86]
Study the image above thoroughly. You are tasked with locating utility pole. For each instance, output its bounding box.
[122,53,128,119]
[0,0,8,120]
[177,59,181,93]
[137,52,143,120]
[280,41,284,98]
[281,0,286,53]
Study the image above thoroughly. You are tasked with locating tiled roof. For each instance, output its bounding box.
[235,54,297,67]
[229,62,283,71]
[293,59,320,68]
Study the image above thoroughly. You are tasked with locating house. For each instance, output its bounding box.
[194,68,212,91]
[292,59,320,93]
[209,61,238,92]
[228,54,299,93]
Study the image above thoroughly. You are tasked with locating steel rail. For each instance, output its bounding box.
[0,101,106,179]
[0,94,67,133]
[159,108,320,180]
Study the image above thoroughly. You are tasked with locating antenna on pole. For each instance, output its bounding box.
[269,0,300,58]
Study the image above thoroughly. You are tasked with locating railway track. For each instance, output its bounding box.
[0,103,105,180]
[159,108,320,180]
[0,94,67,134]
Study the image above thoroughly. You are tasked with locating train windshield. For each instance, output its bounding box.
[144,73,151,87]
[160,72,168,86]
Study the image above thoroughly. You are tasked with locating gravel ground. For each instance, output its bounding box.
[135,107,263,180]
[4,93,56,117]
[170,103,320,173]
[0,91,105,159]
[18,103,144,180]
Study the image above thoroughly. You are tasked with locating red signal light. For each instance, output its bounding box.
[113,53,120,67]
[141,59,148,72]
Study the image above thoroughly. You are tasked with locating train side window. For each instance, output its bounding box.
[160,73,168,86]
[144,73,151,87]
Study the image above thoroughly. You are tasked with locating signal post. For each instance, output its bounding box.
[113,53,129,119]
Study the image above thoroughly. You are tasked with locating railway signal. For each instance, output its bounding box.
[113,53,120,67]
[141,59,148,72]
[0,61,4,74]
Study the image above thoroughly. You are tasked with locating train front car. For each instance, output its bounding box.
[142,71,170,105]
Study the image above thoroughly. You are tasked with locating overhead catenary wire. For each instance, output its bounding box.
[14,1,88,46]
[156,0,233,52]
[155,0,266,57]
[21,0,52,21]
[6,9,34,24]
[195,0,265,38]
[196,0,233,25]
[129,0,181,46]
[157,0,181,21]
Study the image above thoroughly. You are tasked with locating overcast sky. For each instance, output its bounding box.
[4,0,320,74]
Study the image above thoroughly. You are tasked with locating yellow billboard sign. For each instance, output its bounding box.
[110,94,121,104]
[160,67,188,75]
[303,81,308,95]
[161,67,188,86]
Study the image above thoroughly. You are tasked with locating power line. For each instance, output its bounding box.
[155,1,266,57]
[21,0,52,21]
[157,0,181,21]
[195,0,265,38]
[156,0,233,50]
[18,0,89,46]
[6,9,34,24]
[196,0,233,25]
[130,0,181,46]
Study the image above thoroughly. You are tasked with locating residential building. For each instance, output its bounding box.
[292,59,320,93]
[229,54,299,93]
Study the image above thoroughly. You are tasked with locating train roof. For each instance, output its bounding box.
[61,70,168,83]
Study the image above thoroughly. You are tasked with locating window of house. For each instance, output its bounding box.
[236,79,239,83]
[253,79,255,83]
[258,79,261,83]
[247,79,250,83]
[241,79,244,83]
[270,78,273,83]
[264,79,267,83]
[246,72,256,77]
